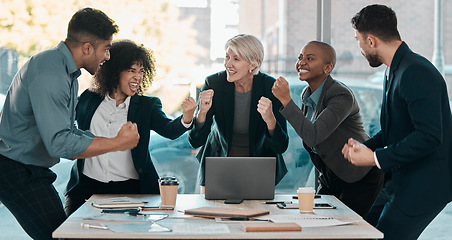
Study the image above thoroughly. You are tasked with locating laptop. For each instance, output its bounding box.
[204,157,276,200]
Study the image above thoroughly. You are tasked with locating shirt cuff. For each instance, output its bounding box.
[84,130,95,138]
[194,119,205,129]
[268,129,274,137]
[374,151,381,169]
[181,117,193,128]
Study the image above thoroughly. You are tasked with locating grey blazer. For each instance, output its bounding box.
[280,75,371,183]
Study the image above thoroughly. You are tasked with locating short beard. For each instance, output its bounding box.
[366,52,383,68]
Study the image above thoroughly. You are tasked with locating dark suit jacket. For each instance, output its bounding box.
[364,42,452,215]
[188,71,288,186]
[281,75,372,183]
[66,90,190,194]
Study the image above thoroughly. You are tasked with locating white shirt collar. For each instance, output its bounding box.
[105,94,131,109]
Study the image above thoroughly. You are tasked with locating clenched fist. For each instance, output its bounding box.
[272,76,292,107]
[196,89,214,123]
[257,96,276,130]
[116,122,140,151]
[181,97,197,124]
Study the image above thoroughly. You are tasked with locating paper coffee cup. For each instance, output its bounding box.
[297,187,315,213]
[158,176,177,193]
[160,179,178,208]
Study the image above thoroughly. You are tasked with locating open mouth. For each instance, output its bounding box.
[227,69,236,75]
[129,82,139,92]
[96,61,105,71]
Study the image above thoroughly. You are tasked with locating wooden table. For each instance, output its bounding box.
[53,194,383,239]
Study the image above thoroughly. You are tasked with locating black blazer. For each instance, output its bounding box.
[188,71,289,186]
[364,42,452,215]
[66,90,190,194]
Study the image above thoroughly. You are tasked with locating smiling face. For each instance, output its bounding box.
[85,36,113,75]
[355,30,383,68]
[295,43,332,84]
[224,47,255,84]
[116,62,144,98]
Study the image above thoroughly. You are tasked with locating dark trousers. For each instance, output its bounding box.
[0,154,66,240]
[366,178,446,240]
[317,165,384,218]
[65,173,140,216]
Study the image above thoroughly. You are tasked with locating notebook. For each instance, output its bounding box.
[241,222,302,232]
[91,197,147,209]
[204,157,276,200]
[184,207,270,220]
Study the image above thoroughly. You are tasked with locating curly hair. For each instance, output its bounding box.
[93,39,156,97]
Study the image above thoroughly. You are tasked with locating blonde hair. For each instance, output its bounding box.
[225,34,264,75]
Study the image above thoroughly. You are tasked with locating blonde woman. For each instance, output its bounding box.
[189,34,288,192]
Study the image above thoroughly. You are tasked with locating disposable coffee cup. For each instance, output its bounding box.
[297,187,315,213]
[160,179,179,208]
[158,176,177,193]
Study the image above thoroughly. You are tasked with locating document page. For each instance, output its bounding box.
[264,214,353,228]
[104,222,171,232]
[172,223,230,234]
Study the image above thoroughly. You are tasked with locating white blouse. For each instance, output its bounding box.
[82,95,138,182]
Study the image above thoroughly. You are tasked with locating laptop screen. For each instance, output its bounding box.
[204,157,276,200]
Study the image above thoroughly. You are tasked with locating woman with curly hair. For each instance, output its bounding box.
[64,39,197,215]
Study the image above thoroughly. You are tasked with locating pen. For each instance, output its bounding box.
[264,201,292,204]
[81,223,109,230]
[140,206,160,209]
[140,206,174,211]
[101,208,140,214]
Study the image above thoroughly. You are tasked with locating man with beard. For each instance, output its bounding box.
[0,8,139,239]
[342,4,452,240]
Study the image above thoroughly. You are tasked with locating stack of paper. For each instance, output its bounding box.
[90,197,147,209]
[184,207,269,220]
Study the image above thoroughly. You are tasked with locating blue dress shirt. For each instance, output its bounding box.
[302,78,326,122]
[0,41,94,168]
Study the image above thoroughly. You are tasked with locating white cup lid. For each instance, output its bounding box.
[297,187,315,193]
